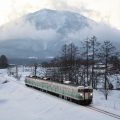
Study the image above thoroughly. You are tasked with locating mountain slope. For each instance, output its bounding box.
[0,9,119,58]
[24,9,92,31]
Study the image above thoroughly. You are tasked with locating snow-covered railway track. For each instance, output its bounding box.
[87,106,120,119]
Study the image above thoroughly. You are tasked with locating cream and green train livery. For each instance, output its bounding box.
[25,76,93,105]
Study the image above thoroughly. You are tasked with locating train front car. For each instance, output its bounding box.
[77,86,93,105]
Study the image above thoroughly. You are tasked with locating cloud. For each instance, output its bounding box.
[0,19,60,42]
[50,0,120,30]
[0,0,120,29]
[50,0,69,10]
[61,22,120,47]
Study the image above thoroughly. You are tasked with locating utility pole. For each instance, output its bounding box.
[64,44,67,81]
[15,65,18,79]
[34,63,37,77]
[105,47,108,100]
[91,36,95,88]
[86,39,89,86]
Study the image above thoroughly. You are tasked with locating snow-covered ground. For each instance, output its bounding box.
[0,67,120,120]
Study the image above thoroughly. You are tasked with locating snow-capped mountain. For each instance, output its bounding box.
[0,9,120,58]
[24,9,92,32]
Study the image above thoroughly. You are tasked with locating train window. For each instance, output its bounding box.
[78,89,83,92]
[78,89,93,92]
[85,89,93,92]
[84,89,90,92]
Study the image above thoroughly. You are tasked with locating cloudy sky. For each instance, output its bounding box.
[0,0,120,30]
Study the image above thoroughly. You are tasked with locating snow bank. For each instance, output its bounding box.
[92,90,120,115]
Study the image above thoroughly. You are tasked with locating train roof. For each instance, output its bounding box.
[26,76,92,89]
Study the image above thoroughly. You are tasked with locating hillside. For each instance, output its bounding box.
[0,9,120,58]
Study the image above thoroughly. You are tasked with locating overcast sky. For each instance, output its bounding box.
[0,0,120,30]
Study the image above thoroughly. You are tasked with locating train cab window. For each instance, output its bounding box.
[83,89,92,92]
[78,89,93,92]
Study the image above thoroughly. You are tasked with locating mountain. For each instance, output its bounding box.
[24,9,92,32]
[0,9,120,58]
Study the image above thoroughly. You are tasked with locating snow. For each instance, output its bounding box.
[92,90,120,115]
[0,67,120,120]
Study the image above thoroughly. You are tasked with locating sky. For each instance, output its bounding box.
[0,0,120,30]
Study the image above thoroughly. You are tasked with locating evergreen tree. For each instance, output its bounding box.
[0,55,9,68]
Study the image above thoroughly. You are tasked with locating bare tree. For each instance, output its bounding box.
[59,43,79,83]
[109,55,120,74]
[81,38,92,86]
[99,41,116,100]
[89,36,100,88]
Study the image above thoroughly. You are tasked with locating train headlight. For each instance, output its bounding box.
[80,93,83,96]
[90,93,93,96]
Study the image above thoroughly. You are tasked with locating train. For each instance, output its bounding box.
[25,76,93,105]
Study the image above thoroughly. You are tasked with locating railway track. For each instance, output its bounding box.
[87,106,120,119]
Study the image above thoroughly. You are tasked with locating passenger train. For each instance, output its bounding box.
[25,76,93,105]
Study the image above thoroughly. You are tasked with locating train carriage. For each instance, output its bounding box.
[25,76,93,105]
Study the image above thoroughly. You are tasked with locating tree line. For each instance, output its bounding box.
[42,36,120,99]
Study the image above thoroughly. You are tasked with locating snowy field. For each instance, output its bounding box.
[0,67,120,120]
